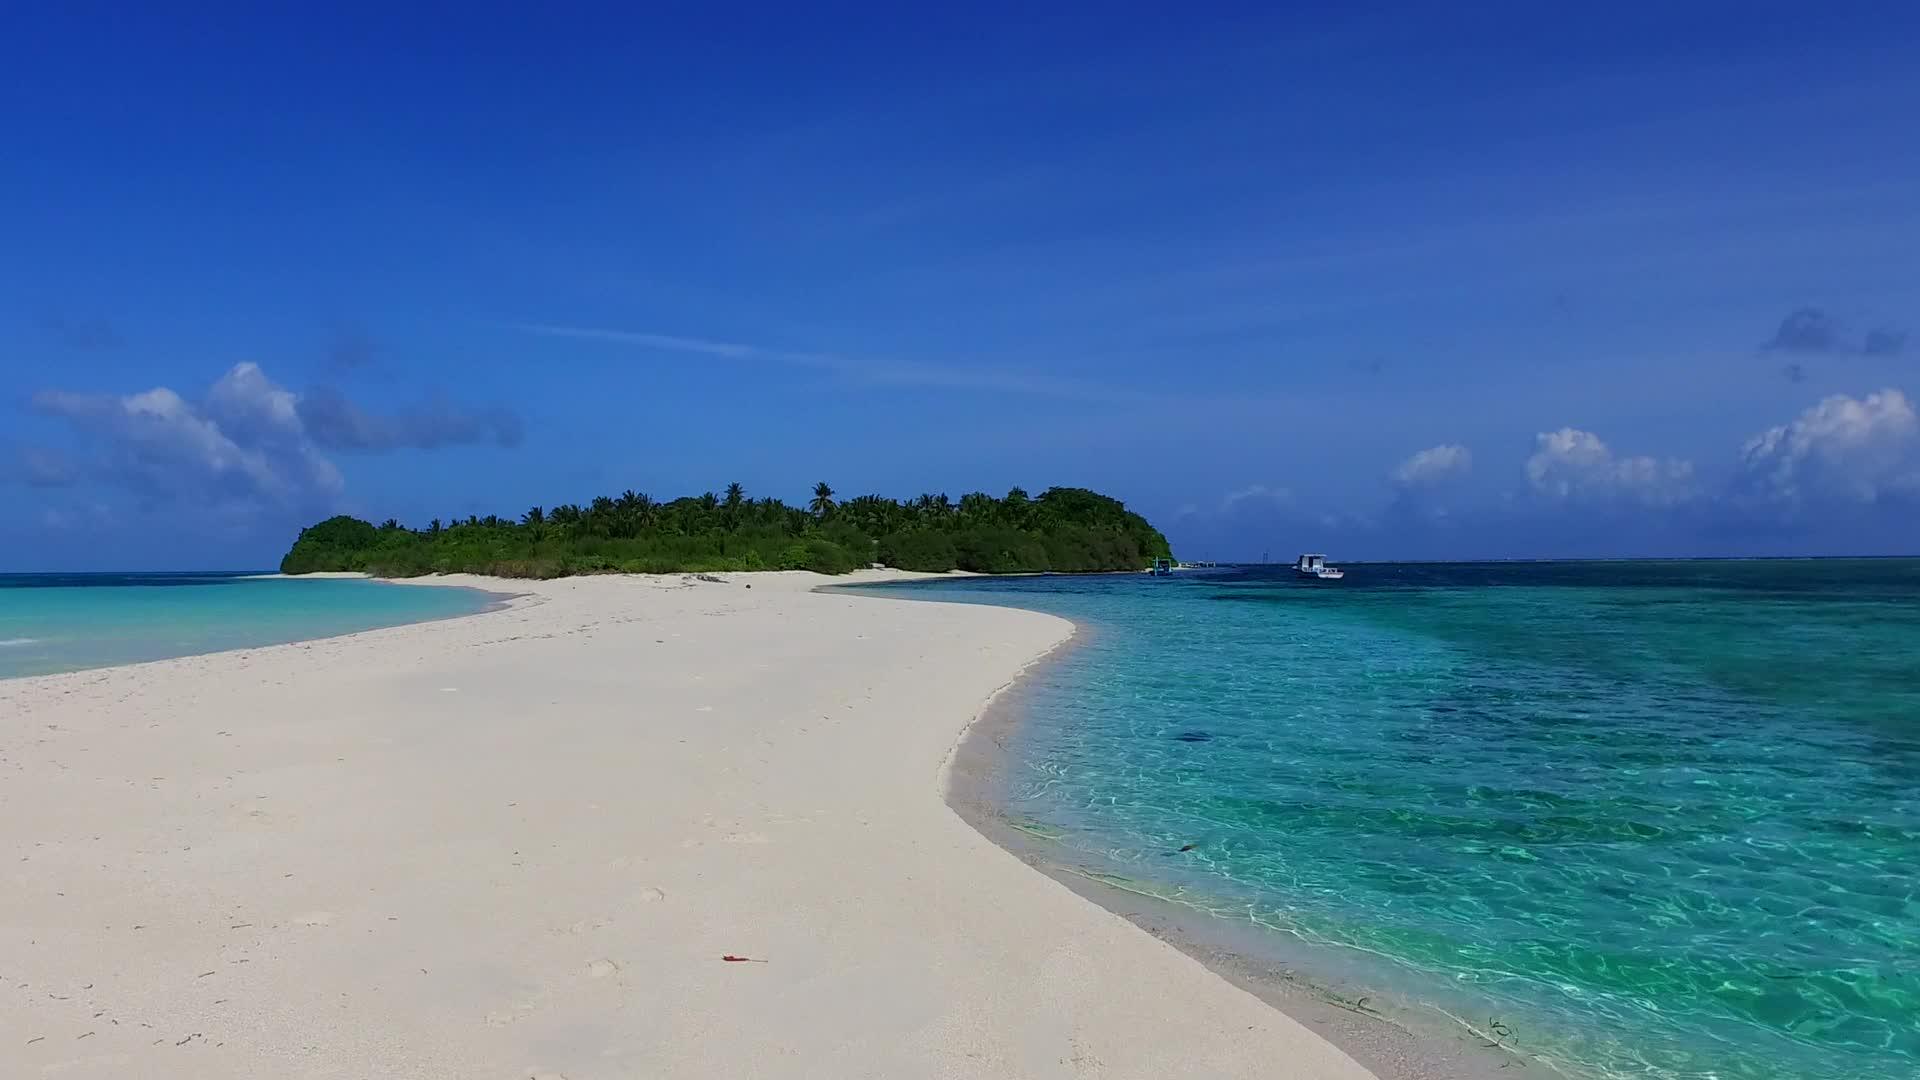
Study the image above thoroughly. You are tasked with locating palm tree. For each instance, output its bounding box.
[522,506,545,526]
[810,481,836,518]
[600,491,653,534]
[840,494,892,536]
[1004,486,1031,527]
[427,518,443,535]
[753,496,781,528]
[587,495,616,536]
[612,490,642,538]
[721,482,746,530]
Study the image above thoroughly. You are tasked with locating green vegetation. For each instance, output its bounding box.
[280,484,1172,579]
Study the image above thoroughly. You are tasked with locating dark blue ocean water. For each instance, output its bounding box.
[850,561,1920,1080]
[0,572,502,679]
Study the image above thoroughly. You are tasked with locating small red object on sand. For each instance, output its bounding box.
[721,954,766,963]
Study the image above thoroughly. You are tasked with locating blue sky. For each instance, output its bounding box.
[4,2,1918,569]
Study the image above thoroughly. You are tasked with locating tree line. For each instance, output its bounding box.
[280,482,1173,578]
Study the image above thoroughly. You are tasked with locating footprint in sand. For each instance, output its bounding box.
[487,986,553,1028]
[585,958,620,978]
[635,886,666,903]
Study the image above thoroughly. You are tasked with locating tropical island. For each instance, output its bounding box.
[280,483,1173,578]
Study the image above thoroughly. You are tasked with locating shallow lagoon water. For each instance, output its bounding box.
[852,561,1920,1080]
[0,572,503,679]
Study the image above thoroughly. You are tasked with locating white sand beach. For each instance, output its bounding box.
[1,571,1378,1079]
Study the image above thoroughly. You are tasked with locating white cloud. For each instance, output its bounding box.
[1739,388,1919,504]
[205,361,306,443]
[1395,444,1472,487]
[1525,428,1695,506]
[512,322,1159,405]
[29,364,524,519]
[34,372,338,507]
[1222,483,1290,510]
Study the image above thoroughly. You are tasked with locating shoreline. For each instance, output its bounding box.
[940,626,1523,1080]
[2,569,1385,1078]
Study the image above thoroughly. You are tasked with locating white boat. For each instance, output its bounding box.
[1293,553,1344,580]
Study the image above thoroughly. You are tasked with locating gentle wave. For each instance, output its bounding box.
[0,637,41,647]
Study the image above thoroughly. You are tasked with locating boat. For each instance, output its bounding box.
[1293,553,1344,580]
[1149,557,1174,576]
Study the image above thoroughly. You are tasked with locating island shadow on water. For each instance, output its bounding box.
[944,626,1532,1080]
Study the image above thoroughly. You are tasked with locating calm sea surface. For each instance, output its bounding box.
[0,572,502,679]
[849,561,1920,1080]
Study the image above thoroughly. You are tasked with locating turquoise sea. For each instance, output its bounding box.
[853,561,1920,1080]
[0,572,503,680]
